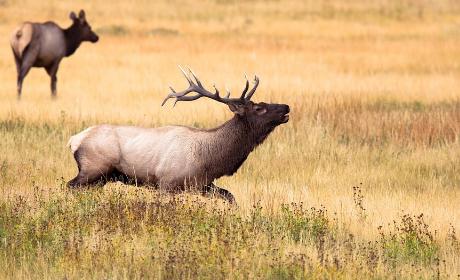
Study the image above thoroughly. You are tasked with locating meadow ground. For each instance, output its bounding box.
[0,0,459,279]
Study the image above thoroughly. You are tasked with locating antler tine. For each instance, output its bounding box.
[178,65,193,85]
[162,90,203,106]
[187,67,204,88]
[173,94,202,105]
[225,87,231,99]
[244,75,260,101]
[240,74,250,99]
[162,79,194,102]
[213,84,220,98]
[161,86,177,106]
[161,94,173,106]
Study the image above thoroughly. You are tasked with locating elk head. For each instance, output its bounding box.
[69,10,99,43]
[162,67,290,140]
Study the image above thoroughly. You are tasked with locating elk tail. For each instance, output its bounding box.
[11,23,33,58]
[67,126,95,154]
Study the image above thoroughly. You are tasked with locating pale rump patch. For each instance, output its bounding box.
[67,126,95,154]
[10,23,33,58]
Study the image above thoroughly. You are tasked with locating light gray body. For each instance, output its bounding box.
[68,119,253,190]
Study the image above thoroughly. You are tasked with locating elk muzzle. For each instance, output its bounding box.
[278,104,290,124]
[89,31,99,43]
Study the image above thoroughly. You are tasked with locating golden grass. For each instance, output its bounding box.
[0,0,459,278]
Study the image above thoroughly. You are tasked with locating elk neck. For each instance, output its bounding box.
[63,24,83,56]
[196,114,272,178]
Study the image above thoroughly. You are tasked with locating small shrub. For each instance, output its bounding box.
[379,214,439,265]
[352,185,367,220]
[446,225,459,251]
[280,203,329,244]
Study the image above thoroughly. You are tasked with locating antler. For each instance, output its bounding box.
[162,66,259,107]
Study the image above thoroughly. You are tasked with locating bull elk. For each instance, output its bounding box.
[10,10,99,99]
[67,68,290,203]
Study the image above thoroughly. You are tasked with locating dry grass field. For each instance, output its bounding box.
[0,0,460,279]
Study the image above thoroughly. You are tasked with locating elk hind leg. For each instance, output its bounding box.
[12,48,20,77]
[67,149,113,189]
[16,46,38,99]
[11,48,22,99]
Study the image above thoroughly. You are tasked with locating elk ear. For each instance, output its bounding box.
[69,11,77,21]
[228,104,246,116]
[78,9,86,20]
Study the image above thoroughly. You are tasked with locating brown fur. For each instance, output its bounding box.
[11,9,99,99]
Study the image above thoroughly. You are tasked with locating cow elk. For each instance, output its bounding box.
[67,68,290,204]
[10,10,99,99]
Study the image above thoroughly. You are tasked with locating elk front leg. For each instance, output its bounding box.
[201,183,236,204]
[46,60,60,98]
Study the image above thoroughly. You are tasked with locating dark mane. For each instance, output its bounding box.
[196,114,279,179]
[63,23,83,56]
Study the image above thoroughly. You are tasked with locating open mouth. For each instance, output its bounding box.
[281,114,289,123]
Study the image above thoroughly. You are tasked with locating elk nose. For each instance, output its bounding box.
[283,105,290,113]
[91,33,99,43]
